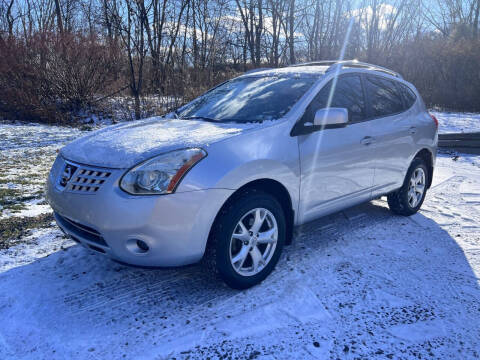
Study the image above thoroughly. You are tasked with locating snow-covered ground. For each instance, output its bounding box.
[1,153,479,359]
[432,111,480,134]
[1,113,480,359]
[0,122,81,219]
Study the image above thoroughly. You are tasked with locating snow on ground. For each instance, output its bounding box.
[0,122,81,219]
[432,111,480,134]
[0,154,479,359]
[0,227,72,272]
[0,117,480,359]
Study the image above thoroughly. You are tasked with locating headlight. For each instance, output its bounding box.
[120,148,206,195]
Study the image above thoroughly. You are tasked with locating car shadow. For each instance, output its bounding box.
[1,199,479,359]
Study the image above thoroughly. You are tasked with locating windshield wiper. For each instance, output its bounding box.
[184,116,219,123]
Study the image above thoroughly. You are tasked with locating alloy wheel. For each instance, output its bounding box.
[229,208,278,276]
[408,167,426,208]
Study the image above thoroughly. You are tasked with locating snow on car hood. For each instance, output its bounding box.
[60,117,255,168]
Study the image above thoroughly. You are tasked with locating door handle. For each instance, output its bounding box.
[361,136,374,146]
[409,126,417,134]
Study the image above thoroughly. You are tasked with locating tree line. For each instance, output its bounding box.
[0,0,479,123]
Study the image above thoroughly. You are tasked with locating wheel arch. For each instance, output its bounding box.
[209,178,295,245]
[413,148,434,189]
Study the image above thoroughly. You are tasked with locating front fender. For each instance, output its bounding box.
[177,121,301,221]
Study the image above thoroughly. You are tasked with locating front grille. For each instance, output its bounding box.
[64,162,111,194]
[55,212,109,247]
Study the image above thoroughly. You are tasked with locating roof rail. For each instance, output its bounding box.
[244,67,273,75]
[291,61,339,67]
[292,60,402,78]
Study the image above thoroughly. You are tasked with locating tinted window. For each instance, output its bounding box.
[177,76,316,123]
[365,75,404,117]
[303,75,366,122]
[398,83,417,109]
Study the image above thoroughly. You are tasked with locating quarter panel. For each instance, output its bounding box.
[409,105,438,169]
[369,99,437,197]
[412,107,438,150]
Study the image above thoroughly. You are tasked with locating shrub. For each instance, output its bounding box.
[0,32,121,123]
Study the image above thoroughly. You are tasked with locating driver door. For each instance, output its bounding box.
[296,74,376,223]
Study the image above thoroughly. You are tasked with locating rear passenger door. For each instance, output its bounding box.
[365,75,416,196]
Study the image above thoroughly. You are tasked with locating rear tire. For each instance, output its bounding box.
[387,158,429,216]
[204,189,286,289]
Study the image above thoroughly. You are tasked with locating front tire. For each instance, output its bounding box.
[387,157,429,216]
[205,189,286,289]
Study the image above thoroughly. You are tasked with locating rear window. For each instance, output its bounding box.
[365,75,404,118]
[398,83,417,109]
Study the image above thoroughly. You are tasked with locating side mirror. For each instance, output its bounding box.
[290,107,349,136]
[313,108,348,127]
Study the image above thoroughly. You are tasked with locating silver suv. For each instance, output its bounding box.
[47,60,438,289]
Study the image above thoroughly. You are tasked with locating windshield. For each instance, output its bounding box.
[177,76,317,123]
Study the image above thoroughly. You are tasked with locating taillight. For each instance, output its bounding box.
[430,114,439,128]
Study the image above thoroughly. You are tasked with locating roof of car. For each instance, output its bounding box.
[242,60,402,79]
[241,65,329,78]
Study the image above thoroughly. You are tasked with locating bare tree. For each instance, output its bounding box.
[53,0,63,32]
[235,0,264,65]
[2,0,480,124]
[107,0,147,119]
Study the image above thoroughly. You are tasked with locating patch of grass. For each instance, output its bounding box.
[0,213,55,249]
[0,177,44,185]
[0,188,19,198]
[0,152,49,214]
[0,187,46,215]
[5,203,26,214]
[0,188,26,213]
[0,189,39,205]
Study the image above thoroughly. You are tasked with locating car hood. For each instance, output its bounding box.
[60,117,257,168]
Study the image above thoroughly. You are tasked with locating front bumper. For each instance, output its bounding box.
[47,158,233,267]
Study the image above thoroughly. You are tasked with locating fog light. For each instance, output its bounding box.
[126,238,150,254]
[136,239,149,252]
